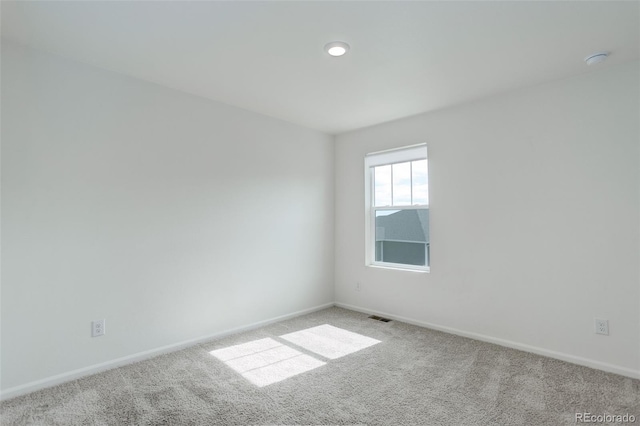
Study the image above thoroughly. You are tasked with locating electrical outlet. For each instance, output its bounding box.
[92,319,106,337]
[356,282,361,291]
[594,318,609,335]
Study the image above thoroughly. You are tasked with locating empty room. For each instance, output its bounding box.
[1,1,639,425]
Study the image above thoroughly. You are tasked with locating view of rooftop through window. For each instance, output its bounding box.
[369,153,429,269]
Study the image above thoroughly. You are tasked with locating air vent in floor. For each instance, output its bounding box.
[368,315,392,322]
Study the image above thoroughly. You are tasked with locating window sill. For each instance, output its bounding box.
[367,263,430,273]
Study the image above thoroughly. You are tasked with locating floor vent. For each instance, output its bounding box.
[368,315,392,322]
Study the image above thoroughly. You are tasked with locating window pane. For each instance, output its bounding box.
[412,159,428,205]
[375,208,429,266]
[392,162,411,206]
[374,165,391,206]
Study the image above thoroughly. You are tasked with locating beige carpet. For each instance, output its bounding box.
[1,307,638,425]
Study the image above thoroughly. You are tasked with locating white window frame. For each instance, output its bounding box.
[364,144,429,272]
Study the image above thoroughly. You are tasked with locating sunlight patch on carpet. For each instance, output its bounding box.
[209,338,325,387]
[280,324,380,359]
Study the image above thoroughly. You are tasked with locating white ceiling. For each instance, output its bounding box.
[2,1,639,134]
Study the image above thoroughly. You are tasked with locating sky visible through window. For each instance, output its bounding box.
[374,159,428,207]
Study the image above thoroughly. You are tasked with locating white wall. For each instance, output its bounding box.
[335,61,640,377]
[1,42,334,393]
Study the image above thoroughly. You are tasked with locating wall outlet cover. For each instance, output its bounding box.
[92,319,106,337]
[594,318,609,335]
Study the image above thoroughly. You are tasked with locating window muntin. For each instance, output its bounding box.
[365,145,429,271]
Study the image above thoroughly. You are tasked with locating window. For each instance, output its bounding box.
[365,144,429,272]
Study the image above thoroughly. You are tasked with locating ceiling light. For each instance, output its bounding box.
[584,52,609,65]
[325,41,350,57]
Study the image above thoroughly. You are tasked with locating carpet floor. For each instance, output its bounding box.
[1,307,638,425]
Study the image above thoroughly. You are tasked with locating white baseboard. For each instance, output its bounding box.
[4,300,636,401]
[0,302,335,401]
[335,302,640,380]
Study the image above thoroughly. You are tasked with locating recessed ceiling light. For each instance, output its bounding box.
[584,52,609,65]
[325,41,350,57]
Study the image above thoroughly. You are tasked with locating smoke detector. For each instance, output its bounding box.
[584,52,609,66]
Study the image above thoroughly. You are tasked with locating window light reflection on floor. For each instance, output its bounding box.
[210,325,381,387]
[209,338,325,387]
[280,324,381,359]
